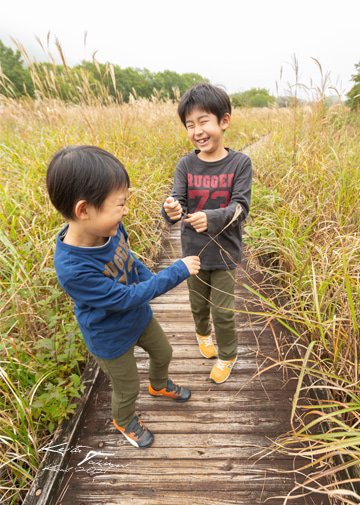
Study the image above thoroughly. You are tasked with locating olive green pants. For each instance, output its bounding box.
[92,316,172,428]
[187,269,237,361]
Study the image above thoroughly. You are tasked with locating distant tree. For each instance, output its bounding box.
[152,70,207,99]
[229,92,246,108]
[230,88,275,108]
[0,40,33,97]
[70,63,153,102]
[346,61,360,110]
[120,67,153,99]
[152,70,181,98]
[178,73,208,94]
[35,62,74,100]
[0,38,209,103]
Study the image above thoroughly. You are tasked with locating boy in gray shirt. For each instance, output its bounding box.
[162,83,252,383]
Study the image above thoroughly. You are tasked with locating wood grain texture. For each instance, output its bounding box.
[31,224,329,505]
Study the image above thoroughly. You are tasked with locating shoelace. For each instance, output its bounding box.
[216,359,229,371]
[201,336,214,347]
[167,379,181,394]
[131,418,146,437]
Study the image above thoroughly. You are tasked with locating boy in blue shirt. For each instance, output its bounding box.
[46,145,200,448]
[162,83,252,384]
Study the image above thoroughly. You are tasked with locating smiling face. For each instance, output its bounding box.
[86,187,129,245]
[64,186,130,248]
[185,108,230,162]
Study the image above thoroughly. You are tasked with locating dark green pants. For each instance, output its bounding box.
[187,269,237,360]
[92,316,171,428]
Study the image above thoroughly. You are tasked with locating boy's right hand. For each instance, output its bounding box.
[181,256,200,275]
[164,197,183,221]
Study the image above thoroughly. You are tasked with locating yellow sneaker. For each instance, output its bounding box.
[210,357,237,383]
[196,333,217,359]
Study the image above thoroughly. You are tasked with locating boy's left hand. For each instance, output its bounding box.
[184,212,208,233]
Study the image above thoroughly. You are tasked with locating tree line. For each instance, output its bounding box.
[0,39,278,107]
[1,39,359,109]
[0,39,207,102]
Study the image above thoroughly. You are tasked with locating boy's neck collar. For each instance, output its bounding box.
[196,147,229,162]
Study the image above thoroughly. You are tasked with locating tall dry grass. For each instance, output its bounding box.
[0,82,271,502]
[2,44,359,503]
[246,94,360,502]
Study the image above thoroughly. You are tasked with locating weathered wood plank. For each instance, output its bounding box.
[53,457,304,474]
[25,224,329,505]
[56,490,313,505]
[131,360,283,378]
[58,473,299,491]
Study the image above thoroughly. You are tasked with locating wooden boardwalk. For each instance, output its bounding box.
[31,225,329,505]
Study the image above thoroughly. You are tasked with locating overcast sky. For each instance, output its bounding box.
[1,0,359,99]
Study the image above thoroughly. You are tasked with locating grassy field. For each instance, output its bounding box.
[0,95,270,503]
[247,100,360,503]
[0,87,359,503]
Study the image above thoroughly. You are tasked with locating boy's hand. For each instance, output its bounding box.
[164,197,183,221]
[181,256,200,275]
[184,212,208,233]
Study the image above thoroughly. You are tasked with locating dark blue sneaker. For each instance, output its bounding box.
[113,415,153,448]
[149,378,191,402]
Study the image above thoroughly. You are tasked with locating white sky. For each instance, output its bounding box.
[1,0,359,99]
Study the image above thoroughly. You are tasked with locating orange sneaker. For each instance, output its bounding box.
[149,378,191,402]
[196,333,217,359]
[210,356,237,384]
[113,415,153,448]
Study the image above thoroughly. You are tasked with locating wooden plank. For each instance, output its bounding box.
[54,491,316,505]
[57,473,299,491]
[24,224,329,505]
[51,457,304,474]
[134,344,280,358]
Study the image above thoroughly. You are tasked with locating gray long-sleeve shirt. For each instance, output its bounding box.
[161,148,252,270]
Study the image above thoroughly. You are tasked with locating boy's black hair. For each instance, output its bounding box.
[46,145,130,220]
[177,83,232,127]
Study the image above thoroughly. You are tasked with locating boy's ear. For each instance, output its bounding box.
[221,113,231,131]
[74,200,90,220]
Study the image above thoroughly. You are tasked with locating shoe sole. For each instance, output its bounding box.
[121,431,154,449]
[210,375,229,384]
[149,391,191,402]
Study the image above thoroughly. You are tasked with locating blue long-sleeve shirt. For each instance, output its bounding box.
[54,223,190,359]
